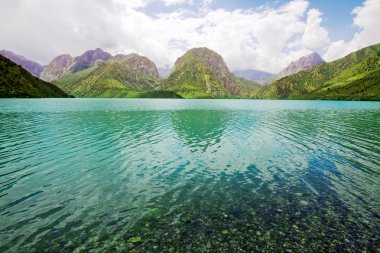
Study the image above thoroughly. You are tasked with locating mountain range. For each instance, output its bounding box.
[1,43,379,100]
[233,53,324,84]
[0,55,68,98]
[55,53,169,98]
[0,50,45,77]
[40,48,112,81]
[233,69,274,84]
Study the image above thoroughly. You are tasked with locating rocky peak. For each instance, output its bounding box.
[175,48,226,73]
[174,47,237,93]
[111,53,159,78]
[293,52,325,69]
[276,52,325,80]
[52,54,74,66]
[72,48,112,72]
[41,49,160,82]
[40,54,74,81]
[41,49,113,81]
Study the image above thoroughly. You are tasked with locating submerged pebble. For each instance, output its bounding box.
[128,236,142,243]
[221,230,229,235]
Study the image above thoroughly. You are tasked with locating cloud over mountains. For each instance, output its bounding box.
[0,0,378,73]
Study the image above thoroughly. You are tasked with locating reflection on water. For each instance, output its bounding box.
[171,110,228,152]
[0,99,379,252]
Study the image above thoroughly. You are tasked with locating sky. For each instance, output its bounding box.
[0,0,379,73]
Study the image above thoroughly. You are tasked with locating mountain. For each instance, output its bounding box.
[40,54,74,82]
[274,52,325,81]
[233,69,274,84]
[158,67,171,79]
[257,43,380,101]
[0,55,69,98]
[160,47,259,98]
[0,50,45,77]
[71,48,112,72]
[54,53,180,98]
[40,48,112,81]
[111,53,159,78]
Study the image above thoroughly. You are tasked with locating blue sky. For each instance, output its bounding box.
[0,0,378,73]
[305,0,362,41]
[142,0,362,41]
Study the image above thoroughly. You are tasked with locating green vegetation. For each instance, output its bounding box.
[302,68,380,101]
[159,48,260,98]
[221,230,229,235]
[136,90,183,98]
[0,55,69,98]
[160,53,229,98]
[128,236,142,243]
[54,57,183,98]
[22,43,380,100]
[55,61,162,98]
[257,43,380,100]
[235,77,261,97]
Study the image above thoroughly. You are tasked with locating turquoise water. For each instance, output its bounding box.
[0,99,379,252]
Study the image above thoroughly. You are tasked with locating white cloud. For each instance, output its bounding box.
[112,0,150,8]
[158,0,214,7]
[301,9,329,49]
[0,0,331,73]
[324,0,380,61]
[161,0,193,6]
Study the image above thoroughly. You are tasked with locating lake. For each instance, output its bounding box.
[0,99,379,252]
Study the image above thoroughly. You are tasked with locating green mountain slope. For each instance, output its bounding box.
[235,77,262,97]
[160,47,260,98]
[302,68,380,101]
[0,55,69,98]
[55,54,180,98]
[258,43,380,100]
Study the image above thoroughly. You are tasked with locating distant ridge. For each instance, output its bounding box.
[233,69,274,84]
[274,52,325,81]
[158,67,171,79]
[40,48,112,81]
[257,43,380,101]
[0,50,45,77]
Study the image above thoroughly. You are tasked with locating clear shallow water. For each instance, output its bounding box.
[0,99,379,252]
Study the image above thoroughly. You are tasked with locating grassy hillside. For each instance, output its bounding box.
[0,55,69,98]
[55,61,162,98]
[160,48,259,98]
[303,68,380,101]
[160,54,229,98]
[257,43,380,100]
[235,77,262,97]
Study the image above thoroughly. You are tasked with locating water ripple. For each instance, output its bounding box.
[0,99,379,252]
